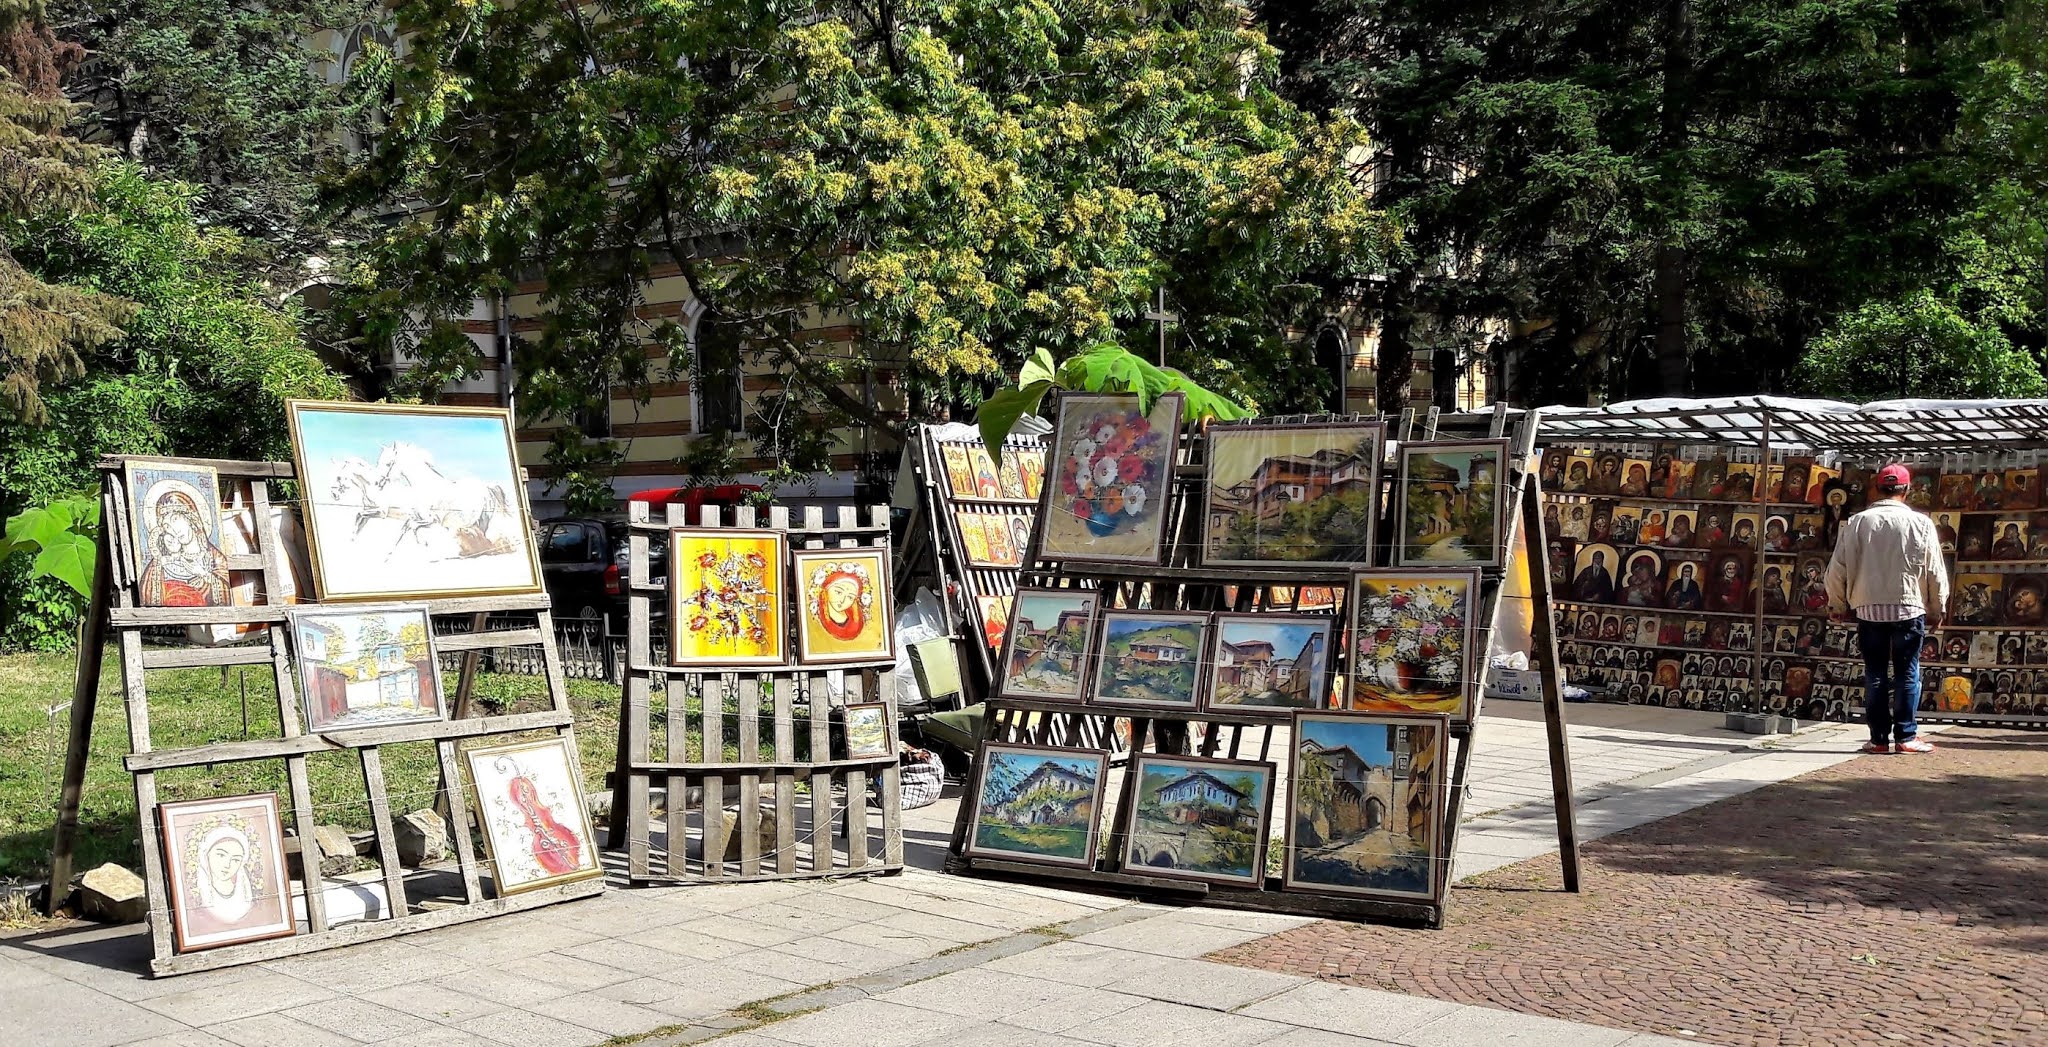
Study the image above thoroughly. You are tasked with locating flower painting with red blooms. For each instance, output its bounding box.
[1346,569,1481,720]
[1036,392,1183,564]
[792,547,895,664]
[669,528,787,666]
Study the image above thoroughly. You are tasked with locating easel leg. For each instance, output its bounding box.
[1521,479,1582,891]
[47,538,113,916]
[435,611,490,831]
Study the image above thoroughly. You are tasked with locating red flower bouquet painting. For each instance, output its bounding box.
[668,528,787,667]
[1035,392,1183,564]
[1346,569,1481,720]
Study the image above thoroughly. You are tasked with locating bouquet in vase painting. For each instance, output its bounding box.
[683,549,774,647]
[1058,409,1165,538]
[1354,582,1465,698]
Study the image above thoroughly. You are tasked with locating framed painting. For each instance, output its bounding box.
[841,702,895,760]
[1346,569,1480,720]
[940,444,977,499]
[953,510,993,565]
[1284,712,1450,903]
[288,605,445,733]
[1017,453,1046,501]
[1033,392,1183,565]
[124,460,231,608]
[997,588,1099,700]
[286,400,542,601]
[465,738,602,894]
[975,593,1012,650]
[791,547,894,664]
[1203,613,1334,717]
[1201,422,1383,567]
[669,527,787,667]
[1089,610,1210,711]
[965,742,1109,868]
[159,793,295,952]
[1394,440,1510,567]
[1120,755,1275,887]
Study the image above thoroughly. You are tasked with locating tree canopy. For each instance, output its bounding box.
[341,0,1397,501]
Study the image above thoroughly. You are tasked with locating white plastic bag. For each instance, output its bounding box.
[891,588,950,711]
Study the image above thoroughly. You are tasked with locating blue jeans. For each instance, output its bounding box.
[1857,617,1923,745]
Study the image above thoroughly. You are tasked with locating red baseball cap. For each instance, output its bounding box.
[1875,464,1913,491]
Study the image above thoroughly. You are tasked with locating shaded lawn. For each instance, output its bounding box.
[0,646,631,881]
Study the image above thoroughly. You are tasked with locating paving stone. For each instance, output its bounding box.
[281,995,443,1042]
[457,1007,611,1047]
[209,1012,361,1047]
[265,937,454,995]
[982,942,1179,989]
[527,991,680,1037]
[1234,982,1458,1039]
[753,998,982,1047]
[1071,917,1275,959]
[1254,1031,1404,1047]
[868,909,1015,946]
[673,913,813,948]
[1398,1006,1635,1047]
[138,970,337,1027]
[875,968,1089,1019]
[598,968,807,1020]
[1060,999,1291,1047]
[1001,989,1149,1034]
[1101,956,1305,1010]
[432,964,582,1008]
[114,1032,235,1047]
[491,950,642,991]
[0,982,185,1047]
[361,982,509,1025]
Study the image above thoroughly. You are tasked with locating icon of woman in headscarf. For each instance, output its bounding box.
[141,485,229,607]
[811,561,875,642]
[185,822,258,935]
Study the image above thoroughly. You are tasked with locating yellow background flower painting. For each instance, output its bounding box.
[669,529,787,666]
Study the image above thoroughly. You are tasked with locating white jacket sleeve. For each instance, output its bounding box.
[1824,519,1857,612]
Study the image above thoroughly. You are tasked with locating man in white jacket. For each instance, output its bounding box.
[1825,464,1951,754]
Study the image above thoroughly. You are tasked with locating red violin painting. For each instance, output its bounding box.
[503,763,584,876]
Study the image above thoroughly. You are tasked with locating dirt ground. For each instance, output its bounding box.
[1214,728,2048,1047]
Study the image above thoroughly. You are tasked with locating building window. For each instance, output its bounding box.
[694,316,745,436]
[574,394,611,440]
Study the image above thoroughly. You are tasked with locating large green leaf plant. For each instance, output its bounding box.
[978,344,1253,461]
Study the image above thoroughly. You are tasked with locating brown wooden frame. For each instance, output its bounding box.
[1116,753,1275,888]
[1199,420,1385,568]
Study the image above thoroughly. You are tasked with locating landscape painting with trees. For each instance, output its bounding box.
[968,745,1109,868]
[1203,423,1383,567]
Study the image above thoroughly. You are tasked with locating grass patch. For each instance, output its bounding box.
[0,646,625,881]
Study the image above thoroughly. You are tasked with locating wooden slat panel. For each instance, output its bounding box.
[620,500,653,879]
[436,740,484,904]
[124,710,575,771]
[358,748,411,919]
[772,675,798,875]
[701,674,727,879]
[436,627,547,653]
[140,644,274,670]
[111,592,549,627]
[665,675,690,879]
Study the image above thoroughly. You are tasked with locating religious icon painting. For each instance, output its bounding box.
[288,605,445,733]
[2007,468,2042,511]
[1201,421,1383,567]
[953,510,993,566]
[1662,558,1708,612]
[998,453,1028,501]
[2006,575,2048,627]
[1035,392,1183,565]
[982,513,1020,568]
[1618,457,1653,498]
[1570,543,1620,604]
[968,445,1003,500]
[791,547,894,665]
[1394,440,1510,568]
[1991,517,2031,560]
[940,444,978,499]
[1617,549,1665,609]
[1952,574,2005,626]
[976,594,1012,651]
[286,401,542,602]
[125,460,232,608]
[1933,512,1963,556]
[1284,712,1449,903]
[1688,456,1728,499]
[1204,613,1335,717]
[1017,452,1047,502]
[1661,508,1699,549]
[465,738,601,894]
[1587,451,1624,495]
[1937,472,1976,511]
[1121,755,1275,886]
[1346,569,1479,721]
[1560,450,1595,493]
[966,742,1109,868]
[1706,552,1752,615]
[841,702,895,761]
[159,793,295,953]
[1090,610,1210,711]
[669,528,787,667]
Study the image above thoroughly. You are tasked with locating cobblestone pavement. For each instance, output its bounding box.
[1213,727,2048,1047]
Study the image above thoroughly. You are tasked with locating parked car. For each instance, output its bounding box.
[537,485,760,626]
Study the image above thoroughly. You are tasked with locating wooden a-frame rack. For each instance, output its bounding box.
[944,404,1581,926]
[46,455,602,976]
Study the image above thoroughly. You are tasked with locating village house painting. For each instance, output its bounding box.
[1202,423,1384,566]
[998,589,1099,700]
[1285,713,1447,901]
[967,744,1110,868]
[1205,614,1334,715]
[1090,611,1210,709]
[1395,440,1509,567]
[1122,756,1274,886]
[288,606,445,733]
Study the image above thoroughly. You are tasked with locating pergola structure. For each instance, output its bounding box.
[1448,396,2048,454]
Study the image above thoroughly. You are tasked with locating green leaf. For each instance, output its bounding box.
[1158,368,1255,422]
[1055,345,1156,413]
[30,532,96,597]
[4,507,67,552]
[1018,347,1058,389]
[976,381,1053,465]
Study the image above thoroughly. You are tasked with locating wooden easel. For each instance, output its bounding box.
[944,405,1581,925]
[605,501,904,882]
[45,455,602,976]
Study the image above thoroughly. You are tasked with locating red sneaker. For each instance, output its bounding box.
[1861,741,1893,755]
[1896,738,1935,754]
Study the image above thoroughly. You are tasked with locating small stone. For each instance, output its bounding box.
[712,806,781,864]
[312,824,357,876]
[76,863,146,923]
[394,809,450,867]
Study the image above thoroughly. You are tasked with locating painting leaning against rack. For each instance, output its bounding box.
[966,743,1109,868]
[287,401,542,601]
[1285,712,1449,903]
[288,605,446,733]
[465,738,603,895]
[125,461,232,608]
[158,793,296,952]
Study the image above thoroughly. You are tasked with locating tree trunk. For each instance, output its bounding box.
[1377,273,1417,412]
[1653,0,1694,395]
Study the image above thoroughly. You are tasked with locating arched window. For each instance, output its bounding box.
[1313,326,1347,413]
[692,315,745,436]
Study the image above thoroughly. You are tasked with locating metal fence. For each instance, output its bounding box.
[145,615,656,686]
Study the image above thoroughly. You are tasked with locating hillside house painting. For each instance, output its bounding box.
[1155,771,1254,828]
[999,590,1097,700]
[1208,616,1333,713]
[1203,424,1385,566]
[968,745,1108,867]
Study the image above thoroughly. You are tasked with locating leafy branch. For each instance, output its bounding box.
[977,344,1254,462]
[0,494,101,598]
